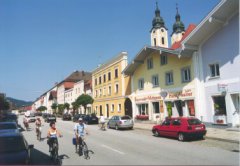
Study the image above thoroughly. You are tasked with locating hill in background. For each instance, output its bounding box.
[6,97,33,108]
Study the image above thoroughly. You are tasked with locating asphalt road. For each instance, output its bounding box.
[19,115,239,165]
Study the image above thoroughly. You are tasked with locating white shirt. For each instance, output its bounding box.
[99,116,105,123]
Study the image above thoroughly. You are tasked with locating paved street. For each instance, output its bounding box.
[19,116,239,165]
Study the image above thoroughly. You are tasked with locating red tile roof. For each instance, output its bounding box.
[171,24,196,50]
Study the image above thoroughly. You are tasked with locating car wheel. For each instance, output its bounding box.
[129,127,133,130]
[153,130,159,137]
[115,125,119,130]
[178,133,185,141]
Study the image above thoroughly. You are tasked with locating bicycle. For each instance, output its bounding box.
[36,126,42,141]
[76,137,93,159]
[99,122,106,131]
[49,137,61,164]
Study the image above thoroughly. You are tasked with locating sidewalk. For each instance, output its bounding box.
[134,121,240,144]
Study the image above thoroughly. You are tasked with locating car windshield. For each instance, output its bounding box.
[188,119,202,125]
[0,124,17,130]
[121,116,131,120]
[0,136,26,153]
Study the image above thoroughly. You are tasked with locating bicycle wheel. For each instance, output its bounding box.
[82,142,89,159]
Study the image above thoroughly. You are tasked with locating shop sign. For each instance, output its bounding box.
[167,89,194,99]
[136,96,162,102]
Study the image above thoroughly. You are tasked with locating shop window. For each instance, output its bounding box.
[152,75,159,87]
[153,102,160,113]
[213,96,226,116]
[137,104,148,115]
[181,67,191,83]
[187,100,195,116]
[209,63,220,78]
[160,55,167,65]
[147,58,153,69]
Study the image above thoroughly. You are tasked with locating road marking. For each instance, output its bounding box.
[101,144,125,155]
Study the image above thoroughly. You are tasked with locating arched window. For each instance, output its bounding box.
[162,37,165,45]
[154,38,156,46]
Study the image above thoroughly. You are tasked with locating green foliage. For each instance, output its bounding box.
[64,103,70,110]
[76,94,93,114]
[0,96,10,110]
[167,102,172,117]
[57,104,65,115]
[37,106,47,112]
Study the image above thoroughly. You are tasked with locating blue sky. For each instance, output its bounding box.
[0,0,220,101]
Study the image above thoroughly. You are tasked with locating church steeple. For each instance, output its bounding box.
[150,1,168,48]
[171,4,185,45]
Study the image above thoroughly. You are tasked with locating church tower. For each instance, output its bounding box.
[171,4,185,45]
[150,2,168,48]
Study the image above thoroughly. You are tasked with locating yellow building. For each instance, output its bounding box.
[92,52,131,118]
[123,4,197,122]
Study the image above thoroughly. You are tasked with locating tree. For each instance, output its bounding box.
[57,104,65,116]
[51,103,58,115]
[76,94,94,114]
[0,96,10,111]
[37,106,47,112]
[71,102,79,116]
[64,103,70,113]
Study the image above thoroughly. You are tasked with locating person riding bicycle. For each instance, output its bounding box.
[74,118,88,153]
[47,122,62,152]
[99,114,106,130]
[35,118,42,135]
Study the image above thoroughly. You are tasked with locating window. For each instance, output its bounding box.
[95,90,98,97]
[103,87,106,96]
[160,55,167,65]
[147,58,153,69]
[172,119,181,126]
[108,72,111,81]
[153,102,160,113]
[181,67,191,82]
[103,74,106,82]
[111,104,114,112]
[209,63,220,77]
[165,72,173,85]
[138,78,144,90]
[161,29,164,32]
[115,69,118,78]
[99,89,102,96]
[154,38,156,46]
[115,84,119,93]
[118,104,121,112]
[95,78,97,86]
[108,86,111,95]
[99,76,102,84]
[152,75,159,87]
[162,37,165,45]
[163,119,171,126]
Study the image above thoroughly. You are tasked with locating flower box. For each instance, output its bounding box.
[135,115,149,120]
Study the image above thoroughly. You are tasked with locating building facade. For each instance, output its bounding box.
[92,52,131,118]
[182,0,239,127]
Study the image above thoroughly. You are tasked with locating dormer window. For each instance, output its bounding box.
[154,38,156,46]
[161,29,164,32]
[162,37,165,45]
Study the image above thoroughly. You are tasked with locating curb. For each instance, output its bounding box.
[134,126,239,144]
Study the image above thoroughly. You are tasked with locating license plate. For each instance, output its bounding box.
[195,127,202,130]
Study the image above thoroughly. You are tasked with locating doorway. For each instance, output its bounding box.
[124,98,132,117]
[175,100,183,116]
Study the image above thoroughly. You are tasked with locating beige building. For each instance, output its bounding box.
[92,52,131,118]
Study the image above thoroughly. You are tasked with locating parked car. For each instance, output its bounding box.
[0,122,19,133]
[83,114,98,124]
[0,131,34,164]
[45,114,56,123]
[42,113,49,120]
[35,111,42,116]
[28,113,36,123]
[107,115,134,130]
[72,114,86,122]
[152,117,207,141]
[62,114,72,121]
[0,113,18,125]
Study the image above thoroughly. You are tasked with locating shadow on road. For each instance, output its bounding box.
[30,148,69,165]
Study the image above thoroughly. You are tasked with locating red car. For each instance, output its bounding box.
[152,117,207,141]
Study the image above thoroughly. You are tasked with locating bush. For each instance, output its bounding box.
[135,115,149,120]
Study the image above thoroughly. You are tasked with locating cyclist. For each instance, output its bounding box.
[99,114,106,130]
[74,118,88,153]
[35,117,42,135]
[47,122,62,152]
